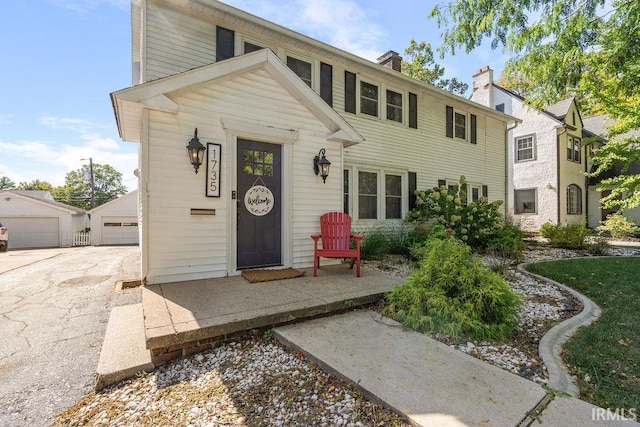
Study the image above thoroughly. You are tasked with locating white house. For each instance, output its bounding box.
[0,190,88,249]
[89,190,140,246]
[471,66,587,232]
[112,0,517,285]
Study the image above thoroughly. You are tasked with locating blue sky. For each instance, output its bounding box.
[0,0,509,191]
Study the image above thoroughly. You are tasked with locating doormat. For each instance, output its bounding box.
[241,267,305,283]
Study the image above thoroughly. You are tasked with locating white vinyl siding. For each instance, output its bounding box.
[143,68,340,283]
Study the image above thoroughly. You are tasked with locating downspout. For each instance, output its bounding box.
[506,121,519,221]
[556,126,569,224]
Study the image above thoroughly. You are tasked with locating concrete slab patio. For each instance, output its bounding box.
[142,264,400,352]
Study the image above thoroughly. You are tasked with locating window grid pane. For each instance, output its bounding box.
[454,112,466,139]
[287,56,312,87]
[386,90,403,122]
[360,82,378,117]
[358,171,377,219]
[516,136,534,161]
[385,174,402,219]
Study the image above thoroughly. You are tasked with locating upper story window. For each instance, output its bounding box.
[216,26,235,62]
[567,136,581,163]
[567,184,582,215]
[360,81,379,117]
[495,103,505,112]
[344,71,357,114]
[320,62,333,107]
[516,135,536,162]
[244,41,263,54]
[386,90,403,123]
[446,106,477,144]
[286,56,312,87]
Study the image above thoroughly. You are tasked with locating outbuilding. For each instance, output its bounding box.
[89,190,139,246]
[0,190,88,249]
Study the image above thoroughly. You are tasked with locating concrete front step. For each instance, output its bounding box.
[95,303,154,391]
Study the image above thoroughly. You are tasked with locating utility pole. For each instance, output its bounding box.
[81,158,96,209]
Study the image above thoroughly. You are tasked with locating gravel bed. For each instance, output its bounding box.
[53,245,639,426]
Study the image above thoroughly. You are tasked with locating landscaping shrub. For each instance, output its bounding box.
[405,176,504,250]
[357,222,413,260]
[586,236,611,256]
[597,213,640,239]
[488,224,526,263]
[384,237,522,340]
[540,222,589,249]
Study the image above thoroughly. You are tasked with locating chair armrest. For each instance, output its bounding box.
[350,234,364,241]
[311,234,321,242]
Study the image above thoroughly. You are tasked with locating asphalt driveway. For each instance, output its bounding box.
[0,246,141,426]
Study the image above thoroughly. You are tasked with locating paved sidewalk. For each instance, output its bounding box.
[274,311,637,426]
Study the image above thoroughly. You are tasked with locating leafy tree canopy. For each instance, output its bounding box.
[16,180,54,192]
[431,0,640,210]
[56,163,127,210]
[401,40,468,96]
[0,176,15,190]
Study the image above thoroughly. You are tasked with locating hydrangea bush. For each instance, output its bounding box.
[405,176,504,250]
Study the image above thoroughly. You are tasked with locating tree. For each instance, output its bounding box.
[431,0,640,210]
[0,176,15,190]
[15,180,54,191]
[401,40,468,96]
[55,163,127,210]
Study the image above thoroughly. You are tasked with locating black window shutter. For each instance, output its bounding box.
[320,62,333,107]
[470,114,477,144]
[345,71,356,113]
[482,185,488,198]
[409,92,418,129]
[438,179,446,188]
[408,172,417,211]
[446,105,454,138]
[216,26,235,62]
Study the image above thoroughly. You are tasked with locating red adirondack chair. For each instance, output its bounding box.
[311,212,364,277]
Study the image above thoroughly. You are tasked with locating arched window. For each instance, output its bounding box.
[567,184,582,215]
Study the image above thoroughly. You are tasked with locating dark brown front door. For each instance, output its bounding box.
[237,139,282,269]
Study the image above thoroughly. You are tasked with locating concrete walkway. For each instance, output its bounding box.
[274,311,637,426]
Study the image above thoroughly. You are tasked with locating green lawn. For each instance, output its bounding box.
[526,257,640,410]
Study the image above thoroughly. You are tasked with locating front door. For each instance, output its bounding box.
[237,139,282,269]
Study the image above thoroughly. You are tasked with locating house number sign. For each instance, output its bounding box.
[206,143,221,197]
[244,185,274,216]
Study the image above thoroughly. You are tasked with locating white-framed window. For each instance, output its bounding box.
[286,54,313,88]
[567,136,581,163]
[360,81,379,117]
[446,105,477,143]
[567,184,582,215]
[438,179,486,205]
[515,189,537,214]
[346,167,406,220]
[386,89,403,123]
[515,135,536,162]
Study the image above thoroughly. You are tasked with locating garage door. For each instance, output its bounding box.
[101,216,139,245]
[2,217,59,249]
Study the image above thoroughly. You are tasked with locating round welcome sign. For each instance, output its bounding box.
[244,185,274,216]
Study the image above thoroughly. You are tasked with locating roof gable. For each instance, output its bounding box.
[89,190,138,214]
[112,49,364,146]
[0,190,86,215]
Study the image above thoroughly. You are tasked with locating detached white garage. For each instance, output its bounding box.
[89,190,139,246]
[0,190,88,249]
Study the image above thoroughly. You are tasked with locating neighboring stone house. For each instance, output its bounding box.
[471,66,588,232]
[111,0,517,284]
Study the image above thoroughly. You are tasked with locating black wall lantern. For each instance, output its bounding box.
[186,128,206,174]
[313,148,331,183]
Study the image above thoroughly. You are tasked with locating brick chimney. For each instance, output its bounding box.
[377,50,402,72]
[470,65,493,108]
